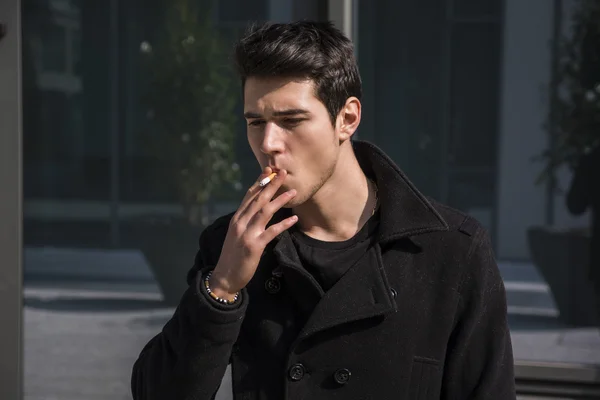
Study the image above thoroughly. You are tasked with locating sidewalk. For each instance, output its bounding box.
[23,286,234,400]
[23,247,234,400]
[23,247,600,399]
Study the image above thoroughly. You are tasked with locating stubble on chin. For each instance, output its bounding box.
[280,157,337,209]
[292,168,334,208]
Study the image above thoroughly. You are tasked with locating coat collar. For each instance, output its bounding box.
[352,140,449,243]
[268,140,449,243]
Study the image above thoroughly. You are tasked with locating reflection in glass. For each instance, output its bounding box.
[136,0,242,305]
[22,0,324,398]
[19,0,600,397]
[528,0,600,333]
[357,0,600,373]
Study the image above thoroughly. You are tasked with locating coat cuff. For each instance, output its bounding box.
[196,267,246,312]
[177,266,248,327]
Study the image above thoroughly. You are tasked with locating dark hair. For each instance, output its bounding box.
[234,21,362,126]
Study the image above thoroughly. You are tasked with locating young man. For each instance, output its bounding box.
[131,21,516,399]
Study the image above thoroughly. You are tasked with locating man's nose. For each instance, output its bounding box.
[260,122,284,154]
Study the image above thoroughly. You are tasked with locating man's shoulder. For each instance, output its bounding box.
[424,196,487,240]
[422,197,499,292]
[416,197,496,273]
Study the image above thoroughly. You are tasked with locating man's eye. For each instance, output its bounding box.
[282,118,304,126]
[248,120,265,127]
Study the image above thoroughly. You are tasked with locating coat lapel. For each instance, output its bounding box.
[272,232,324,318]
[296,243,396,340]
[272,233,397,341]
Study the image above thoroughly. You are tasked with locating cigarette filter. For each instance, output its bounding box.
[259,172,277,187]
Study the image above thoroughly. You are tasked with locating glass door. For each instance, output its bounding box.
[19,0,328,398]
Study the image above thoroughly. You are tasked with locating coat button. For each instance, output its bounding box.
[333,368,351,385]
[288,363,306,381]
[265,277,281,294]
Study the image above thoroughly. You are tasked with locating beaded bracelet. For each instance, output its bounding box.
[203,271,240,305]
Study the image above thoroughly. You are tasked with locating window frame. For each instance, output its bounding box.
[0,0,24,398]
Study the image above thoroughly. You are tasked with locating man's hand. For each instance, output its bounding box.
[209,167,298,300]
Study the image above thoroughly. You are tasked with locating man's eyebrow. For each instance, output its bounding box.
[243,109,310,119]
[273,109,310,117]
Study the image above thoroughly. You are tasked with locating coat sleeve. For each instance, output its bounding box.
[131,220,248,400]
[442,227,516,400]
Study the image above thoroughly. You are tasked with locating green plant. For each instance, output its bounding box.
[536,0,600,188]
[140,0,241,225]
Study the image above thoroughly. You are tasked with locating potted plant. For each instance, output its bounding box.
[529,0,600,326]
[133,0,241,305]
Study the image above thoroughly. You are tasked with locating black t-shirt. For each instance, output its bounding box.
[290,210,380,292]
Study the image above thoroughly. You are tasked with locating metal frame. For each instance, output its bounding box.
[544,0,563,226]
[328,0,354,40]
[0,0,23,398]
[443,0,505,250]
[109,0,120,246]
[328,0,357,136]
[490,0,508,255]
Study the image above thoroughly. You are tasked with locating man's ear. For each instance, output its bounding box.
[338,97,361,143]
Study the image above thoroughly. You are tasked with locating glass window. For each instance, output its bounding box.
[453,0,502,19]
[449,23,501,169]
[22,0,326,398]
[217,0,268,24]
[357,0,447,200]
[357,0,600,378]
[20,0,600,396]
[39,21,67,72]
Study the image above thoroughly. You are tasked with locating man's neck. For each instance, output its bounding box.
[292,146,377,242]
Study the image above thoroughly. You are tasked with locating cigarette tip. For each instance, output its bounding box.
[259,172,277,187]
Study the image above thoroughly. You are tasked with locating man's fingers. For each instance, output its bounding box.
[244,167,272,201]
[259,215,299,244]
[251,189,297,227]
[237,170,287,225]
[232,167,272,222]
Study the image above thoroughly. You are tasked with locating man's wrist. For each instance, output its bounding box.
[206,271,239,303]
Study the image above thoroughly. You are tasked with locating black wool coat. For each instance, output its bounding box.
[131,141,516,400]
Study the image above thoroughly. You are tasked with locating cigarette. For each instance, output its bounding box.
[259,172,277,187]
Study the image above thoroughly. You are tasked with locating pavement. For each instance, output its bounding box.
[23,284,234,400]
[22,247,600,399]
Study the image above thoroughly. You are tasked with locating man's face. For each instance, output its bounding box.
[243,77,342,207]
